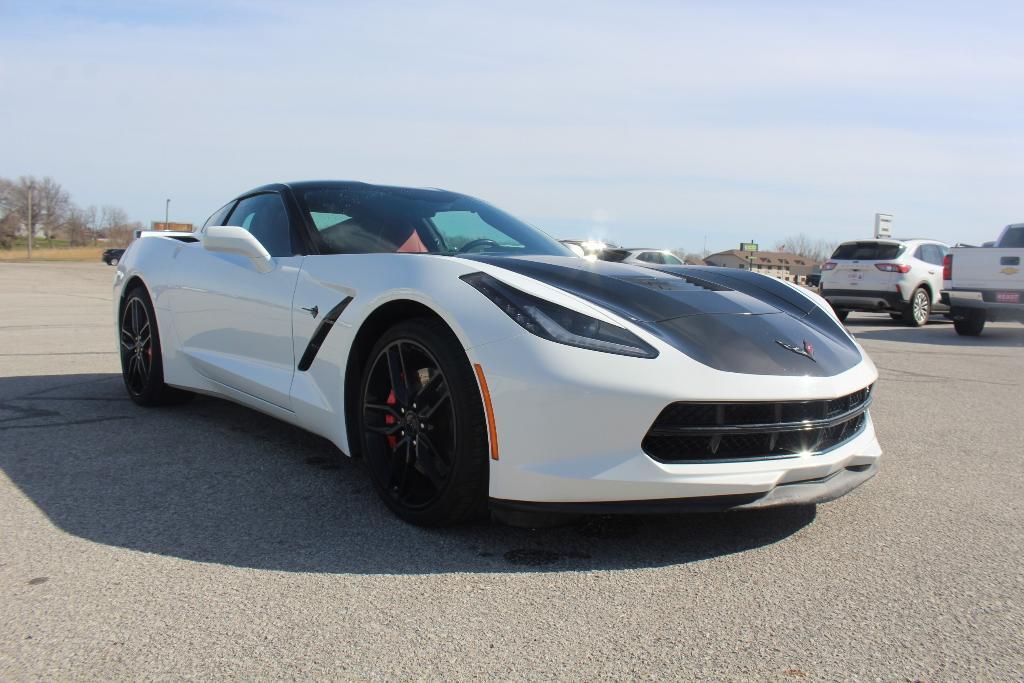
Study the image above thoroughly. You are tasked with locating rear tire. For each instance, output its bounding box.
[119,285,194,406]
[902,287,930,327]
[953,310,986,336]
[358,318,489,526]
[110,257,119,266]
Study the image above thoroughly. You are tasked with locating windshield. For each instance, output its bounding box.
[297,185,571,257]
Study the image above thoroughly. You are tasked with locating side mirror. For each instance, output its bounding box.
[202,226,274,273]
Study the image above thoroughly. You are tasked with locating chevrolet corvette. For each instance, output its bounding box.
[113,181,881,525]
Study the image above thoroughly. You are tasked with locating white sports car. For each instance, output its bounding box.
[113,181,881,526]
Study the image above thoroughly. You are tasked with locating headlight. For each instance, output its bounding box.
[461,272,658,358]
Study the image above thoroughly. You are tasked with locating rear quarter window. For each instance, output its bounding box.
[830,242,903,260]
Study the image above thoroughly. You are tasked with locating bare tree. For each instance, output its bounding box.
[65,207,93,246]
[33,177,71,246]
[101,206,136,246]
[0,177,17,249]
[2,176,41,243]
[670,248,707,264]
[776,233,838,263]
[82,205,100,244]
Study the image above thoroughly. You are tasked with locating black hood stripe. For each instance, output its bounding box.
[463,255,861,377]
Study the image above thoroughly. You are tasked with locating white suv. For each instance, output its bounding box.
[820,238,950,326]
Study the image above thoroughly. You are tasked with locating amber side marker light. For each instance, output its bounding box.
[473,363,499,460]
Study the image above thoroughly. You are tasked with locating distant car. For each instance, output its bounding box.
[558,239,619,259]
[805,267,822,288]
[597,248,684,266]
[102,248,125,266]
[820,238,950,326]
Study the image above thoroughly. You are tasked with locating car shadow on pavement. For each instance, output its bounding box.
[0,373,816,574]
[848,317,1024,348]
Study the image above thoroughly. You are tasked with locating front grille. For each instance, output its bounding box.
[642,385,872,463]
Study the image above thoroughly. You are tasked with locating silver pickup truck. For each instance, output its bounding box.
[942,224,1024,335]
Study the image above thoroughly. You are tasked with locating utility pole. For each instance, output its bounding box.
[26,182,33,260]
[165,198,170,229]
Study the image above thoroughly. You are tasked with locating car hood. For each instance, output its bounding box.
[463,255,862,377]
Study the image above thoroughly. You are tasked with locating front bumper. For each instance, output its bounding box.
[491,462,879,514]
[468,330,881,505]
[821,288,903,311]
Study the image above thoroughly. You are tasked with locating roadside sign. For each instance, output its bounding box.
[874,213,893,238]
[740,242,758,252]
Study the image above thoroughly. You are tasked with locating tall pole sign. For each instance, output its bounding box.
[740,240,758,271]
[874,213,893,238]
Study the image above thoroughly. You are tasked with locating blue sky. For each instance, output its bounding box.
[1,0,1022,253]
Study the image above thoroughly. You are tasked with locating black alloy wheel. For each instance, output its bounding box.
[359,318,488,526]
[120,294,153,396]
[119,286,193,406]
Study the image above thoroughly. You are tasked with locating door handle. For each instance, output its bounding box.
[928,270,935,274]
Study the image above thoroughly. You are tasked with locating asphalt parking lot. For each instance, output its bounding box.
[1,261,1022,680]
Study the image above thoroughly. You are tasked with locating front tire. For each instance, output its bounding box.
[110,257,119,266]
[902,287,930,327]
[358,318,489,526]
[119,286,193,406]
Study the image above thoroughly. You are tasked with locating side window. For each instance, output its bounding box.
[663,253,683,265]
[203,202,234,229]
[913,245,927,262]
[921,244,944,265]
[225,193,293,257]
[637,252,656,263]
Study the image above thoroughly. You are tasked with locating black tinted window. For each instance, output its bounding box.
[1001,227,1024,248]
[296,186,569,256]
[226,194,293,257]
[830,242,903,260]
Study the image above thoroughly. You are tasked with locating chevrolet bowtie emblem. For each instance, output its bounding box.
[1001,267,1019,275]
[776,339,816,361]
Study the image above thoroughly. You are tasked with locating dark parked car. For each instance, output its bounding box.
[102,248,125,265]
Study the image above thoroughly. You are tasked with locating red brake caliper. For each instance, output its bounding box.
[385,389,398,450]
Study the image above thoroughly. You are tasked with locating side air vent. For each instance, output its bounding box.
[297,297,353,371]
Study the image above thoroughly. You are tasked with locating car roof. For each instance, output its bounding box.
[236,180,463,201]
[836,237,947,246]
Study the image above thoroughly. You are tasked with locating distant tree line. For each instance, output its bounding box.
[0,175,139,250]
[667,233,836,266]
[774,234,838,263]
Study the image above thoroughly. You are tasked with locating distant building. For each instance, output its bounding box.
[151,221,194,232]
[704,249,819,284]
